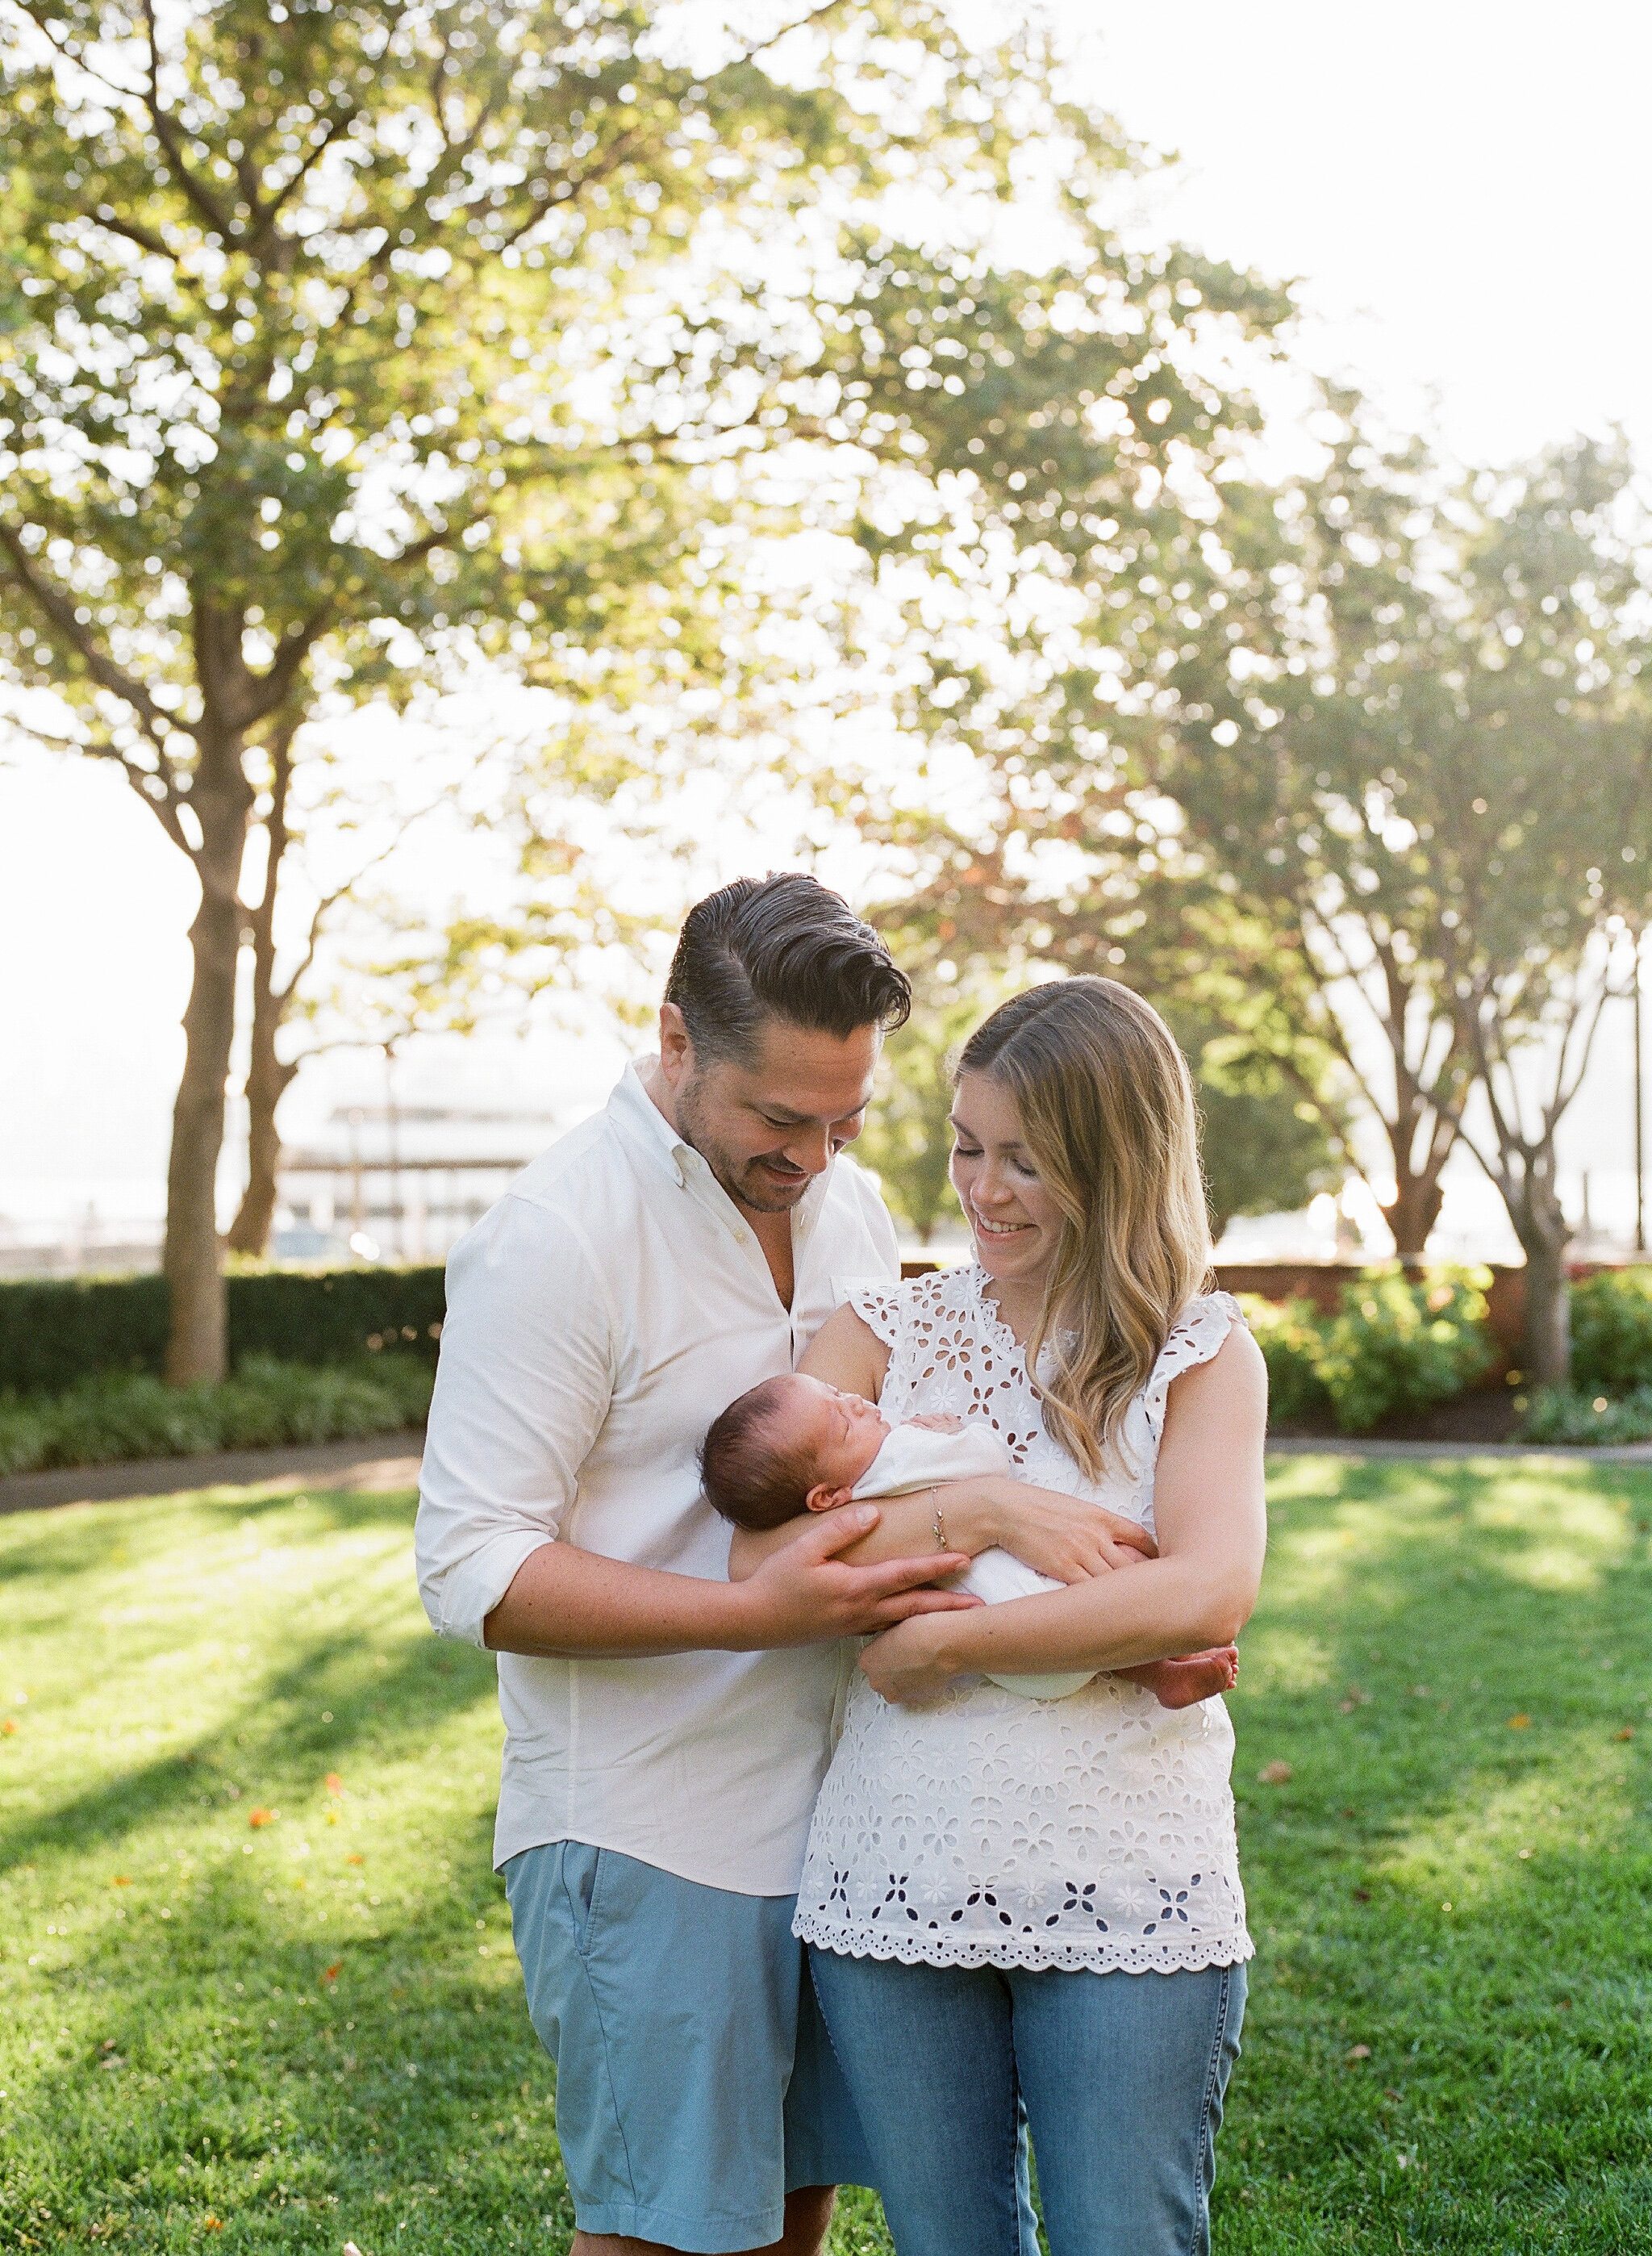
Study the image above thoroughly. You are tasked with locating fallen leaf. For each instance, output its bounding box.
[1,1719,17,1735]
[1615,1727,1634,1741]
[1346,2044,1371,2061]
[321,1963,341,1987]
[346,1853,364,1865]
[1354,1886,1371,1903]
[1257,1759,1294,1786]
[326,1773,344,1797]
[1507,1714,1531,1730]
[248,1807,276,1828]
[111,1876,132,1887]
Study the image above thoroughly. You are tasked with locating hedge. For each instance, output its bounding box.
[0,1266,446,1395]
[1237,1266,1496,1435]
[0,1353,434,1477]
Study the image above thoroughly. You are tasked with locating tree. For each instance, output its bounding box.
[856,981,1003,1243]
[0,0,994,1376]
[1163,1005,1339,1243]
[1155,428,1652,1376]
[1441,444,1652,1381]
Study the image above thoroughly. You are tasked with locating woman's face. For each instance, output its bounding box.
[949,1070,1064,1294]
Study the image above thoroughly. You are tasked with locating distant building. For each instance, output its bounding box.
[273,1100,562,1265]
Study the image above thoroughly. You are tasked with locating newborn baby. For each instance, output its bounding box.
[700,1372,1236,1707]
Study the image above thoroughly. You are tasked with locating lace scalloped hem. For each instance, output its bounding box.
[792,1907,1254,1978]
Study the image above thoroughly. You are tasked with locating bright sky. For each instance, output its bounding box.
[4,0,1649,1236]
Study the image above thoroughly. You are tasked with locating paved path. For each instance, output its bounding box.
[5,1428,1651,1522]
[0,1432,425,1517]
[1266,1435,1652,1464]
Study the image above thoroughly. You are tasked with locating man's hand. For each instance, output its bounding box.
[731,1505,982,1648]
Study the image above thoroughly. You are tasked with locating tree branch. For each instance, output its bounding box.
[0,534,177,753]
[139,0,234,240]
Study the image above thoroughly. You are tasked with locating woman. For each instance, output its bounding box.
[791,978,1266,2256]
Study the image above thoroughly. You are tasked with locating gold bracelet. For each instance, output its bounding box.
[931,1491,948,1554]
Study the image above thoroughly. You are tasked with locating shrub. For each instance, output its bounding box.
[1237,1295,1333,1428]
[1316,1268,1496,1434]
[0,1266,446,1393]
[1521,1384,1652,1448]
[1569,1268,1652,1396]
[0,1355,432,1477]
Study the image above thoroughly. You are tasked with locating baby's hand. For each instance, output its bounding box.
[907,1413,964,1433]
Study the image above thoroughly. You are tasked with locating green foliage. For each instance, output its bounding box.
[7,1460,1652,2250]
[0,1271,169,1393]
[856,987,1006,1243]
[1521,1385,1652,1448]
[1316,1270,1496,1435]
[225,1266,446,1373]
[1237,1295,1333,1428]
[1239,1270,1496,1435]
[0,1354,431,1476]
[1170,1002,1340,1237]
[0,1266,445,1393]
[1569,1268,1652,1396]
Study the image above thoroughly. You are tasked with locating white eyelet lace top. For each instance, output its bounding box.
[793,1265,1253,1976]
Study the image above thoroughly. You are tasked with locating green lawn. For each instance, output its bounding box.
[1,1456,1649,2254]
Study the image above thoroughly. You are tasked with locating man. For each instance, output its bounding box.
[415,874,975,2256]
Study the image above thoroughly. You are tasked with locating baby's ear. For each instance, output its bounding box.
[804,1482,856,1514]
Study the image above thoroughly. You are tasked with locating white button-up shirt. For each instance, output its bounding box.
[415,1060,900,1894]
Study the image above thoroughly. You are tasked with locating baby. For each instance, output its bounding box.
[700,1372,1237,1708]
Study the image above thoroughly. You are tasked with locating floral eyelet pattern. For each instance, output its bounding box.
[792,1268,1253,1977]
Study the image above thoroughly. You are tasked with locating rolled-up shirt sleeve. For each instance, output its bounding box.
[415,1193,616,1646]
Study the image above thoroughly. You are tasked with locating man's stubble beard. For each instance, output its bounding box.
[674,1074,809,1217]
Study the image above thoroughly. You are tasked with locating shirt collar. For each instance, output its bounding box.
[607,1055,836,1235]
[608,1057,695,1186]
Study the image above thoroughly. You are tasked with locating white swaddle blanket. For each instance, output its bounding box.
[849,1423,1094,1699]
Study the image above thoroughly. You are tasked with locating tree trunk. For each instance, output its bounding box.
[163,723,252,1384]
[1515,1210,1572,1388]
[227,1031,298,1257]
[1499,1148,1573,1386]
[227,729,298,1258]
[1380,1168,1446,1268]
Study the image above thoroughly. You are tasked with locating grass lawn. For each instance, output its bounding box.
[1,1456,1650,2254]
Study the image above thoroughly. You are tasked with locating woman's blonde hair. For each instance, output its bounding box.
[957,977,1213,1480]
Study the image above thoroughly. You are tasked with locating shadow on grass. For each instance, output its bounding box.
[1212,1456,1652,2252]
[0,1625,499,1877]
[5,1791,568,2254]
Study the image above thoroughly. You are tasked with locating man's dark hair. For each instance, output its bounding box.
[664,873,910,1067]
[699,1377,816,1530]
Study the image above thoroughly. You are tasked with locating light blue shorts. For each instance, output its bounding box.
[504,1840,878,2253]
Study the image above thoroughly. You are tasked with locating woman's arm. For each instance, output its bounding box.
[729,1473,1154,1581]
[857,1324,1268,1702]
[787,1299,1158,1577]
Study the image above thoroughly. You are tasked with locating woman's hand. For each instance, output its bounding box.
[857,1611,970,1706]
[975,1476,1157,1584]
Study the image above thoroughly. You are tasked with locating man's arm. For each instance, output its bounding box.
[485,1503,980,1656]
[415,1197,976,1661]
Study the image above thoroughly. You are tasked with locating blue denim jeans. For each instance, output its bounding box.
[808,1948,1245,2256]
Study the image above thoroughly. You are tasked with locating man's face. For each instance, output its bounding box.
[663,1007,880,1215]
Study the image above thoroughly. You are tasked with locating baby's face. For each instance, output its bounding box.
[770,1374,888,1497]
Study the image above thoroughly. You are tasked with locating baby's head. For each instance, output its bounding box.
[700,1374,890,1529]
